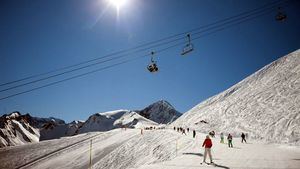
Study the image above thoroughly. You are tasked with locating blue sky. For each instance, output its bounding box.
[1,0,300,122]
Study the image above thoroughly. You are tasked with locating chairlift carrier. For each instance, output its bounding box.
[181,34,194,55]
[147,51,159,73]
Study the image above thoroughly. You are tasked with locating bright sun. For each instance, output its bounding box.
[109,0,127,9]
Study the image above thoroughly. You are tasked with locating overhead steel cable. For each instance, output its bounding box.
[0,42,183,101]
[0,0,290,93]
[0,0,288,87]
[0,2,292,101]
[0,36,186,93]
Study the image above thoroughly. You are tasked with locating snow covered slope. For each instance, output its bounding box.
[0,100,175,148]
[114,111,158,129]
[1,129,299,169]
[79,110,157,133]
[137,100,181,124]
[39,120,84,140]
[0,109,158,148]
[173,49,300,145]
[79,100,178,134]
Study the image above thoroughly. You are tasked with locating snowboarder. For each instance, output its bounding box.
[220,133,224,143]
[193,130,196,138]
[241,132,247,143]
[227,134,233,147]
[202,135,213,164]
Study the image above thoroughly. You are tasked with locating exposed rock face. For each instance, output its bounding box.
[137,100,181,124]
[0,112,40,147]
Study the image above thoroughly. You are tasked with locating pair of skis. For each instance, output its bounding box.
[200,162,216,167]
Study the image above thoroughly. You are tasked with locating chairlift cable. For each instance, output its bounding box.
[0,3,291,101]
[0,0,291,93]
[0,0,294,100]
[0,0,289,87]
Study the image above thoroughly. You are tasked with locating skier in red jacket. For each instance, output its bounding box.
[202,135,213,164]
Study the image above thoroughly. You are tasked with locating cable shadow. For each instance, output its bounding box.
[292,159,300,161]
[182,152,203,157]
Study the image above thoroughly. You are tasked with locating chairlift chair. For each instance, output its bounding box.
[181,34,194,55]
[147,63,158,72]
[147,52,159,73]
[276,7,287,21]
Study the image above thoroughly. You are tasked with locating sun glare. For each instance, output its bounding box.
[109,0,127,9]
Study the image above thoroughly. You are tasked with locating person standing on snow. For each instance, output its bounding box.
[227,134,233,147]
[193,130,196,138]
[241,133,247,143]
[220,133,224,143]
[202,135,213,164]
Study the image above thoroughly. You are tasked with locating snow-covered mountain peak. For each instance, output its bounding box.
[0,112,40,147]
[137,100,181,124]
[78,110,157,133]
[1,100,180,148]
[152,100,175,109]
[99,109,129,119]
[70,120,84,125]
[7,111,21,119]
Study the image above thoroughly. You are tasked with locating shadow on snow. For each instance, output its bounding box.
[182,152,203,157]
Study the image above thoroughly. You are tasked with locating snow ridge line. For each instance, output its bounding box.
[15,133,104,169]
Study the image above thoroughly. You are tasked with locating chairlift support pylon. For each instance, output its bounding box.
[181,34,194,55]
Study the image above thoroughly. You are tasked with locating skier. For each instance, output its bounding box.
[174,127,176,131]
[241,132,247,143]
[182,129,187,135]
[201,135,213,164]
[220,133,224,143]
[193,130,196,138]
[227,133,233,148]
[187,128,190,133]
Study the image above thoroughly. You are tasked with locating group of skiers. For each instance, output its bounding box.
[173,126,197,138]
[201,132,248,165]
[219,132,247,147]
[218,132,234,147]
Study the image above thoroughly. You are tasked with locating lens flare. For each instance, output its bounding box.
[109,0,127,9]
